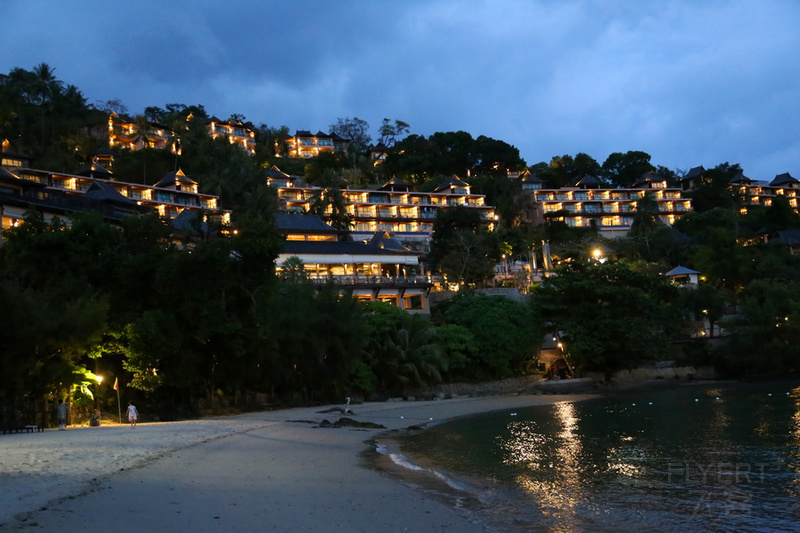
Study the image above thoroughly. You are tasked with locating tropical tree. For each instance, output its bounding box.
[308,187,353,232]
[361,301,444,398]
[601,151,655,187]
[377,118,410,148]
[534,260,684,380]
[428,206,499,286]
[330,117,371,164]
[434,292,539,381]
[717,279,800,375]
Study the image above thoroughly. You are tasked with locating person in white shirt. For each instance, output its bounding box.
[126,401,138,426]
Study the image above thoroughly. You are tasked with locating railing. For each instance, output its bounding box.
[308,274,435,286]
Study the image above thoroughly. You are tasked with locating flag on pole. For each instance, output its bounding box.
[113,378,118,391]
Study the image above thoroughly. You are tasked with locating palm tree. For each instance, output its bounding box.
[31,63,63,150]
[130,114,152,182]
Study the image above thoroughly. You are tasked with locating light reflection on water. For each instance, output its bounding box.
[394,380,800,532]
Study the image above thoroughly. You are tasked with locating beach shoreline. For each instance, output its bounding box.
[1,392,598,532]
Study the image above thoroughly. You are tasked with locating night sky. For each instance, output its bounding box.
[3,0,798,179]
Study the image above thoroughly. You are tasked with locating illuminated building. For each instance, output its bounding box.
[207,116,256,155]
[0,145,230,230]
[86,113,256,155]
[275,213,432,312]
[266,167,496,250]
[282,130,349,158]
[522,171,692,238]
[681,166,800,214]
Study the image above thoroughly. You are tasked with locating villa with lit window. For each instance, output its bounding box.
[275,213,432,312]
[522,171,692,238]
[282,130,349,158]
[87,113,256,155]
[680,166,800,212]
[83,112,176,152]
[266,167,496,250]
[0,143,230,230]
[207,116,256,155]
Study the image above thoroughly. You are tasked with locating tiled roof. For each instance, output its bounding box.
[84,181,137,206]
[154,168,197,188]
[770,172,798,187]
[265,165,292,180]
[274,213,338,234]
[368,231,415,253]
[282,239,414,257]
[434,175,470,192]
[76,162,113,179]
[576,175,602,187]
[170,209,210,236]
[682,166,706,181]
[379,177,410,191]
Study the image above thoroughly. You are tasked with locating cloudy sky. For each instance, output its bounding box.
[3,0,798,179]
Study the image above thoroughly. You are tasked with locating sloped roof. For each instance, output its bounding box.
[170,209,210,236]
[770,230,800,245]
[76,162,113,179]
[265,165,292,180]
[0,167,21,182]
[632,170,666,188]
[154,168,197,188]
[682,166,706,181]
[274,213,339,234]
[1,139,31,160]
[379,177,410,192]
[368,231,416,253]
[83,181,137,206]
[576,175,602,188]
[770,172,798,187]
[521,173,543,183]
[664,265,700,277]
[434,175,470,193]
[730,172,753,185]
[281,239,417,259]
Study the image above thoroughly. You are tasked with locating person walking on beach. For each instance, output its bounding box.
[55,399,68,430]
[126,401,138,426]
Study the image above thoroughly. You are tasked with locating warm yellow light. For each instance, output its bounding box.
[96,375,103,384]
[592,248,602,258]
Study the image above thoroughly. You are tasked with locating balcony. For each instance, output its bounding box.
[308,274,434,288]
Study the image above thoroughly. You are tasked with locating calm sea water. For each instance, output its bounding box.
[377,380,800,532]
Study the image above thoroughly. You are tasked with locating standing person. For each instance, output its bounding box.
[55,399,68,430]
[126,401,138,426]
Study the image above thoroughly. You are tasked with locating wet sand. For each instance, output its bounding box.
[0,393,596,532]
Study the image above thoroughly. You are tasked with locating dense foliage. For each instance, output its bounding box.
[2,64,800,424]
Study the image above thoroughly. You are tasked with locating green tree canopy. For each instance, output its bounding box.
[433,292,538,381]
[534,261,684,379]
[428,206,500,286]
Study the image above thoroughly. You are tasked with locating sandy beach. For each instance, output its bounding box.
[0,393,596,532]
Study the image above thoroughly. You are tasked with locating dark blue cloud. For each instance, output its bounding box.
[1,0,798,178]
